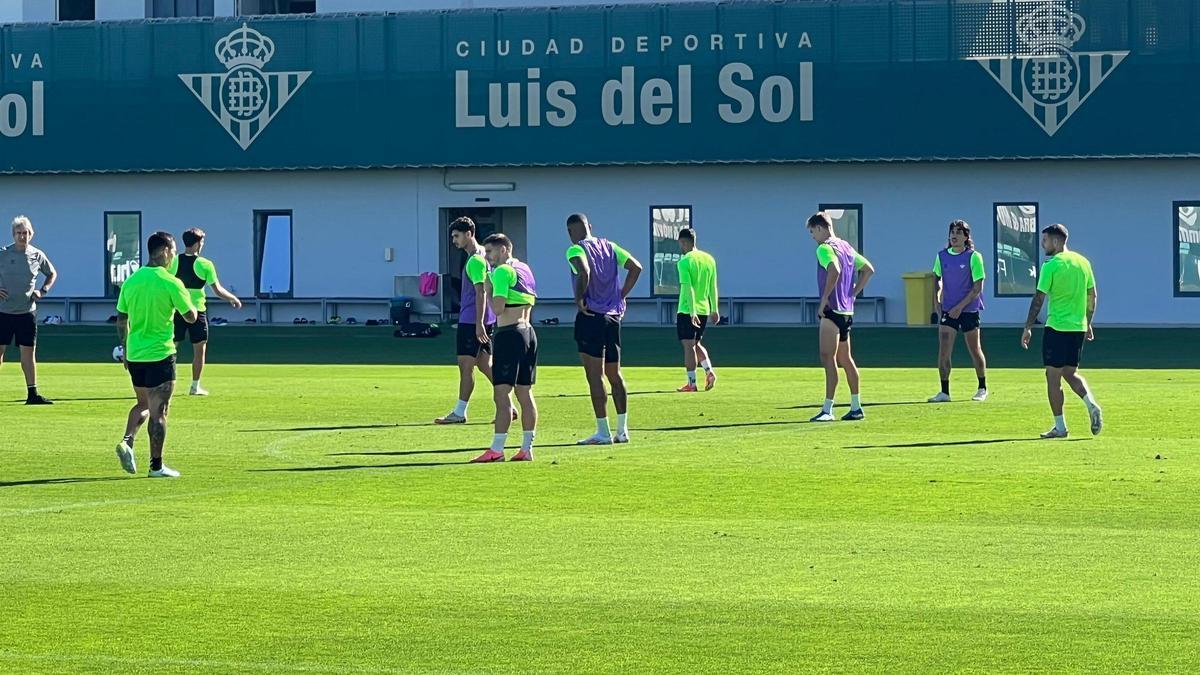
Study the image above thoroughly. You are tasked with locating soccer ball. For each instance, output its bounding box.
[112,345,125,362]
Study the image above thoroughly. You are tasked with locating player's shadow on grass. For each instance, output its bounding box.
[0,476,128,488]
[638,420,805,432]
[553,390,674,398]
[776,401,928,411]
[328,443,579,458]
[253,461,470,472]
[8,397,132,403]
[847,438,1089,449]
[238,423,431,433]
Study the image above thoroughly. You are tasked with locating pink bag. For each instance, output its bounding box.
[419,272,439,296]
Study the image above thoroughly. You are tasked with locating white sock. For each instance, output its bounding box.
[1054,415,1066,432]
[616,413,628,435]
[687,370,697,385]
[700,359,713,373]
[491,433,507,452]
[1081,393,1099,411]
[191,380,200,388]
[453,399,469,417]
[596,418,611,437]
[822,399,834,414]
[522,430,535,450]
[850,394,862,411]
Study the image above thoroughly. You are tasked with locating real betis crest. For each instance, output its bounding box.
[971,5,1127,137]
[179,24,311,150]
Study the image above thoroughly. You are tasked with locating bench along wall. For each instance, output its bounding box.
[4,158,1197,325]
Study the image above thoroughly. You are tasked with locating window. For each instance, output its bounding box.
[105,212,141,299]
[254,211,293,298]
[651,206,691,296]
[993,203,1039,297]
[237,0,315,15]
[148,0,215,18]
[1175,202,1200,297]
[58,0,95,20]
[819,204,863,253]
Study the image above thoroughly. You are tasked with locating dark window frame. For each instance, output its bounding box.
[237,0,315,15]
[103,211,142,299]
[57,0,96,21]
[1174,201,1200,298]
[147,0,216,18]
[992,201,1040,298]
[253,209,294,299]
[649,204,693,298]
[818,203,864,254]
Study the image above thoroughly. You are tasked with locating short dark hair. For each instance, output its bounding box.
[147,231,175,258]
[449,216,475,235]
[182,227,205,248]
[806,212,833,230]
[1042,223,1069,241]
[483,233,512,249]
[677,227,696,243]
[566,213,588,227]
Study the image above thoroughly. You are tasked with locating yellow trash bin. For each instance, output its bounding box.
[901,272,937,326]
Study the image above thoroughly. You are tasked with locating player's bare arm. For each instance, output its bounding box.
[620,256,642,299]
[1085,287,1097,341]
[951,279,984,319]
[1021,292,1046,349]
[852,259,875,296]
[818,259,841,315]
[212,280,242,308]
[116,311,129,368]
[570,256,593,315]
[477,279,494,343]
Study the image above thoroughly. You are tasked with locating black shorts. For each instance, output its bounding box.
[940,311,981,333]
[456,323,493,357]
[128,356,177,389]
[174,311,209,344]
[492,324,538,387]
[676,313,708,342]
[574,312,622,362]
[1043,327,1085,368]
[822,307,854,342]
[0,311,36,347]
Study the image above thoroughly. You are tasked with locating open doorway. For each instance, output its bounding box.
[439,207,527,320]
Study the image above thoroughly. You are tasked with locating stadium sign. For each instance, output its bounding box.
[972,6,1128,137]
[0,1,1182,173]
[179,24,311,150]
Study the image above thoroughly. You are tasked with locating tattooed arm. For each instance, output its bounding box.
[1020,292,1045,349]
[116,311,129,368]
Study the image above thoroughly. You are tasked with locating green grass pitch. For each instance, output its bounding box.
[1,326,1198,673]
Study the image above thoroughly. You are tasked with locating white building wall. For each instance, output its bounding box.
[96,0,148,20]
[2,159,1196,325]
[22,0,56,22]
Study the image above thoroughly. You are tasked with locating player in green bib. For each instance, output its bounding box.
[674,228,720,392]
[115,231,198,478]
[1021,224,1103,439]
[168,228,242,396]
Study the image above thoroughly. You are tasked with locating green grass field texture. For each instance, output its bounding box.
[1,326,1197,673]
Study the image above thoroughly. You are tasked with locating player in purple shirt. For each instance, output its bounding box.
[807,212,875,422]
[566,213,642,445]
[435,217,507,425]
[928,220,989,403]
